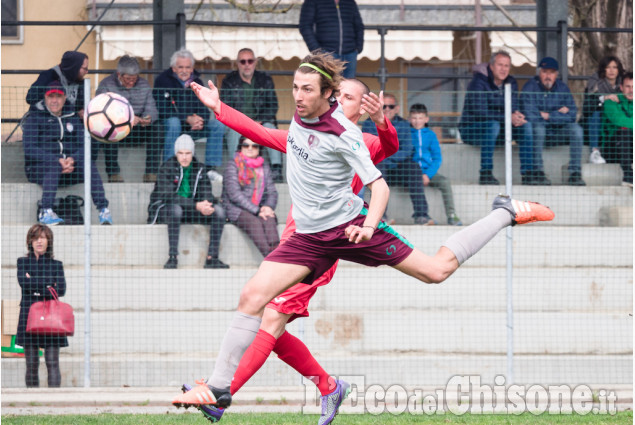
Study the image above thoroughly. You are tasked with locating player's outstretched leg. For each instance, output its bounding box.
[172,379,232,409]
[492,194,555,225]
[176,382,225,423]
[318,379,351,425]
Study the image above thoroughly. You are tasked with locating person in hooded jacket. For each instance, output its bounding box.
[148,134,228,270]
[26,51,89,114]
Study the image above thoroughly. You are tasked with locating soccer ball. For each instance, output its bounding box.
[84,92,133,143]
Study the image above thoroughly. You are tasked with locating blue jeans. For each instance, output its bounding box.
[163,117,226,167]
[226,121,282,166]
[584,110,601,150]
[459,120,534,174]
[532,121,583,173]
[333,51,358,79]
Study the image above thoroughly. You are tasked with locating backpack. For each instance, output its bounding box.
[37,195,85,225]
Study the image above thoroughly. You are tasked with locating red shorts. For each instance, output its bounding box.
[265,207,413,321]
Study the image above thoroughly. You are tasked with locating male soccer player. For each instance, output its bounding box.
[173,52,554,421]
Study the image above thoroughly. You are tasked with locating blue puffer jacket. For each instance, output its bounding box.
[22,101,85,173]
[411,127,442,179]
[299,0,364,55]
[362,115,412,170]
[153,68,210,124]
[459,63,521,128]
[521,76,577,125]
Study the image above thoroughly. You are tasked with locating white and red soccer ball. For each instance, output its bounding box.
[84,92,133,143]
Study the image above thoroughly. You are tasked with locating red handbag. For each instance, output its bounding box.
[26,287,74,337]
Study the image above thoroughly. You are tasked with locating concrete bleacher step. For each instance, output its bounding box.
[1,225,632,268]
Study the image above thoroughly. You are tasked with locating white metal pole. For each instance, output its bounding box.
[83,78,92,388]
[504,83,514,384]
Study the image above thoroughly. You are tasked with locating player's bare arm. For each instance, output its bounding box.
[345,177,389,244]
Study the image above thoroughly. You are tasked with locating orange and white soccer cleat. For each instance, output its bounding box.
[492,194,555,225]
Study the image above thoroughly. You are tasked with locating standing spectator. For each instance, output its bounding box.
[16,224,68,387]
[148,135,228,270]
[154,49,225,182]
[93,55,161,183]
[223,137,279,257]
[410,104,462,226]
[220,48,282,182]
[459,50,542,185]
[299,0,364,79]
[521,57,586,186]
[602,71,633,187]
[580,56,625,164]
[362,93,433,224]
[23,81,113,226]
[26,51,89,114]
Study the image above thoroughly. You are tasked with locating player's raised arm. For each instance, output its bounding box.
[362,90,387,130]
[190,81,221,114]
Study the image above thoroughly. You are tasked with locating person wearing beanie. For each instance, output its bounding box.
[93,55,160,183]
[147,134,228,270]
[26,51,89,113]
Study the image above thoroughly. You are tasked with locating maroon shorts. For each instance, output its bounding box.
[264,208,414,284]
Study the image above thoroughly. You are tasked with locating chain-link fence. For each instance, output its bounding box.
[1,84,632,390]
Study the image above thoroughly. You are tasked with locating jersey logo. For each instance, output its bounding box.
[386,244,397,256]
[351,141,361,151]
[308,134,320,150]
[273,297,287,304]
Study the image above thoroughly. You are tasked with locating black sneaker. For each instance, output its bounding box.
[523,170,551,186]
[271,164,283,183]
[568,171,586,186]
[204,257,230,269]
[164,255,178,269]
[479,170,500,185]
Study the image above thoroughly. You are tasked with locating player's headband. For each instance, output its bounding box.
[298,63,333,80]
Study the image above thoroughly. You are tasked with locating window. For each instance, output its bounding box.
[2,0,23,44]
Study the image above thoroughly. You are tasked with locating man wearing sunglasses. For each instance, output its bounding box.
[362,93,433,225]
[221,48,282,182]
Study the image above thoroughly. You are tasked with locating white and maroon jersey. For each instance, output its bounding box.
[286,102,381,233]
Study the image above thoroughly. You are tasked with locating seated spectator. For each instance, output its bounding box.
[459,50,543,185]
[221,48,283,182]
[580,56,625,164]
[23,81,112,226]
[602,71,633,187]
[148,134,228,269]
[362,93,433,225]
[222,137,279,256]
[26,51,89,114]
[153,49,225,182]
[410,104,462,226]
[521,57,585,186]
[93,55,161,183]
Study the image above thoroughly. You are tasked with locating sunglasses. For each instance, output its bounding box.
[241,143,259,149]
[239,59,256,65]
[383,105,397,110]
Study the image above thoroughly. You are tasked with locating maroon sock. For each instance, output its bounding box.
[230,329,276,395]
[273,331,335,396]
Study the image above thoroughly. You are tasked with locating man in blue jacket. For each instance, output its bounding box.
[521,57,585,186]
[23,81,112,225]
[153,49,225,182]
[299,0,364,79]
[459,50,544,185]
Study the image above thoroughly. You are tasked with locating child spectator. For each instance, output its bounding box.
[410,104,462,226]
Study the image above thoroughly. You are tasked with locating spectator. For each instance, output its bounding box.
[220,48,283,182]
[459,50,543,185]
[16,224,68,387]
[602,71,633,187]
[148,134,228,269]
[93,55,161,183]
[222,136,279,257]
[362,93,433,225]
[153,49,225,182]
[299,0,364,79]
[410,104,462,226]
[521,57,586,186]
[581,56,625,164]
[23,81,113,226]
[26,51,89,114]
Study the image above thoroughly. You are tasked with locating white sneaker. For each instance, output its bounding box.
[207,170,223,184]
[589,149,606,164]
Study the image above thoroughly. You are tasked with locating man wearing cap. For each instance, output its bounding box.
[221,48,283,182]
[94,55,160,183]
[147,134,228,270]
[521,57,586,186]
[26,51,89,114]
[23,81,113,225]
